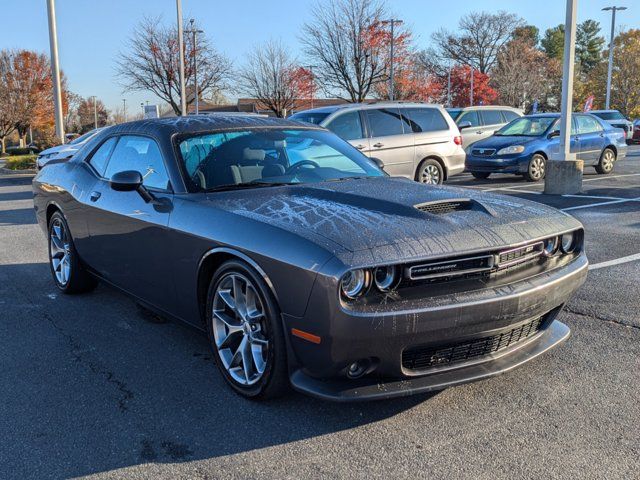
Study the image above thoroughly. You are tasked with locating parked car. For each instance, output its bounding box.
[446,106,523,149]
[33,115,588,401]
[6,143,41,155]
[590,110,634,141]
[36,128,104,170]
[466,113,627,181]
[290,102,465,185]
[632,119,640,144]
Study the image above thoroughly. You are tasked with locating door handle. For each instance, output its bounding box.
[373,142,384,148]
[475,130,484,134]
[355,144,366,150]
[89,191,101,202]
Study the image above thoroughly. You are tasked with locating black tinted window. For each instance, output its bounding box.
[104,136,170,190]
[458,110,480,127]
[289,111,331,125]
[365,108,404,137]
[325,111,364,140]
[502,110,520,122]
[88,137,117,176]
[481,110,504,126]
[403,108,449,133]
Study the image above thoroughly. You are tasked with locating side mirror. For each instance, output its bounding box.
[548,130,560,139]
[370,157,385,169]
[458,121,472,130]
[109,170,155,203]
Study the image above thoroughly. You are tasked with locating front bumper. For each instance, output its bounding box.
[284,253,588,401]
[465,154,529,174]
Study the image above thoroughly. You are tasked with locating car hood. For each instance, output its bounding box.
[210,177,580,266]
[469,135,542,150]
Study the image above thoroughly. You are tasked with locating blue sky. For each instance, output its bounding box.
[1,0,637,112]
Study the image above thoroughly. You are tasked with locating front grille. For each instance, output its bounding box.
[416,200,474,215]
[472,148,496,157]
[402,316,545,371]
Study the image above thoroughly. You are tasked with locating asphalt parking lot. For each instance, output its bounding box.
[1,148,639,479]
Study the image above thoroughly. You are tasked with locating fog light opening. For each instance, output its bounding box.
[346,359,372,379]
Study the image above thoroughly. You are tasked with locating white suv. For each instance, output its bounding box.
[290,102,465,185]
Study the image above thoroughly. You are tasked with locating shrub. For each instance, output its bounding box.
[3,155,37,170]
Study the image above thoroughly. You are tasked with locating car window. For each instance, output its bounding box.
[502,110,520,122]
[402,108,449,133]
[289,111,332,125]
[480,110,504,126]
[458,110,480,127]
[325,111,364,140]
[87,137,117,177]
[576,115,603,134]
[104,136,170,190]
[365,108,404,137]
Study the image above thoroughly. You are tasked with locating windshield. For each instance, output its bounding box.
[496,117,556,136]
[591,111,625,121]
[446,109,463,121]
[69,129,98,145]
[289,111,331,125]
[178,128,385,191]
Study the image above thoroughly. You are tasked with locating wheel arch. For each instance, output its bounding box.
[603,144,617,157]
[415,155,447,181]
[46,201,63,226]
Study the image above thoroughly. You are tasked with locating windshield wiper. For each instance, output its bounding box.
[325,176,369,182]
[205,180,297,192]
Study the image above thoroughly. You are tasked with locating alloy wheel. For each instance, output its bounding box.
[212,273,269,386]
[530,156,545,180]
[602,149,615,171]
[420,164,441,185]
[50,218,71,286]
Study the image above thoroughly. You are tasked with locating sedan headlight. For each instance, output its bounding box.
[340,269,369,299]
[497,145,525,155]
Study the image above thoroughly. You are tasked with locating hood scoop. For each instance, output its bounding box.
[414,198,487,215]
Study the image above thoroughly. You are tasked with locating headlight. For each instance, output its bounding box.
[543,236,559,256]
[497,145,525,155]
[373,265,398,291]
[560,232,577,253]
[340,269,369,299]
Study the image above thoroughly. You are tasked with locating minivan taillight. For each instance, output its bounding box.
[454,135,462,146]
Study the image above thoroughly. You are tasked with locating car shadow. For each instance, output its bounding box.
[0,208,37,225]
[1,262,437,478]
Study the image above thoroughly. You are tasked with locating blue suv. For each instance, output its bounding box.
[465,113,628,181]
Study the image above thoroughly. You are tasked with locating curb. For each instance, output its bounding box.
[0,167,37,175]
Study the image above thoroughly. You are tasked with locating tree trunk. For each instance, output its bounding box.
[0,137,5,154]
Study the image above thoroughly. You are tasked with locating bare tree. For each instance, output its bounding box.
[116,17,232,115]
[432,11,524,73]
[300,0,390,102]
[238,41,300,118]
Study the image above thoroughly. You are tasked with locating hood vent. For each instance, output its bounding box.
[415,199,476,215]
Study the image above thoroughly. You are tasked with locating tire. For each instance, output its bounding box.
[595,148,616,174]
[416,159,444,185]
[47,211,97,294]
[205,260,288,400]
[471,172,491,180]
[524,154,546,182]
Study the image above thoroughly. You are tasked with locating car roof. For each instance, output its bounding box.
[446,105,521,111]
[589,109,620,113]
[99,114,322,138]
[293,101,443,116]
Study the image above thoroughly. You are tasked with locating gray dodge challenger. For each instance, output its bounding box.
[33,115,588,401]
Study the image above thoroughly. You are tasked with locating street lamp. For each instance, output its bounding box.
[380,19,403,102]
[186,19,204,114]
[602,6,627,110]
[46,0,65,144]
[90,95,97,129]
[303,65,317,109]
[122,99,127,122]
[176,0,187,116]
[140,102,145,118]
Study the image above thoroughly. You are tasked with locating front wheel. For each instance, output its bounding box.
[525,154,546,182]
[416,159,444,185]
[471,172,491,180]
[206,260,288,399]
[595,148,616,174]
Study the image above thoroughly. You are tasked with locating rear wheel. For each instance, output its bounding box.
[48,211,97,294]
[471,172,491,180]
[416,159,444,185]
[595,148,616,174]
[525,154,546,182]
[206,260,288,399]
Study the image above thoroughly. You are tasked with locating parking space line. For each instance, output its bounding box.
[561,197,640,211]
[589,253,640,270]
[582,173,640,182]
[562,194,626,200]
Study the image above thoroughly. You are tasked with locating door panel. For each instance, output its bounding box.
[324,111,370,153]
[575,115,606,164]
[458,110,483,149]
[362,108,415,177]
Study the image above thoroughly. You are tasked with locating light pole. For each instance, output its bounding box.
[186,19,204,114]
[141,102,145,118]
[303,65,317,109]
[470,67,474,106]
[447,64,452,107]
[176,0,187,116]
[602,6,626,110]
[90,96,97,129]
[46,0,65,144]
[122,99,127,122]
[381,19,403,101]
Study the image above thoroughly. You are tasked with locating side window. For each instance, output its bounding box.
[325,111,364,141]
[502,110,520,122]
[87,137,117,177]
[576,115,603,134]
[402,108,449,133]
[104,136,170,190]
[365,108,404,137]
[458,110,480,127]
[480,110,504,126]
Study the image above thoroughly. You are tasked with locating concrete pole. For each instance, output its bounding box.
[556,0,578,161]
[470,67,474,106]
[603,7,626,109]
[46,0,65,144]
[447,65,451,107]
[92,96,97,129]
[176,0,187,116]
[389,20,395,101]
